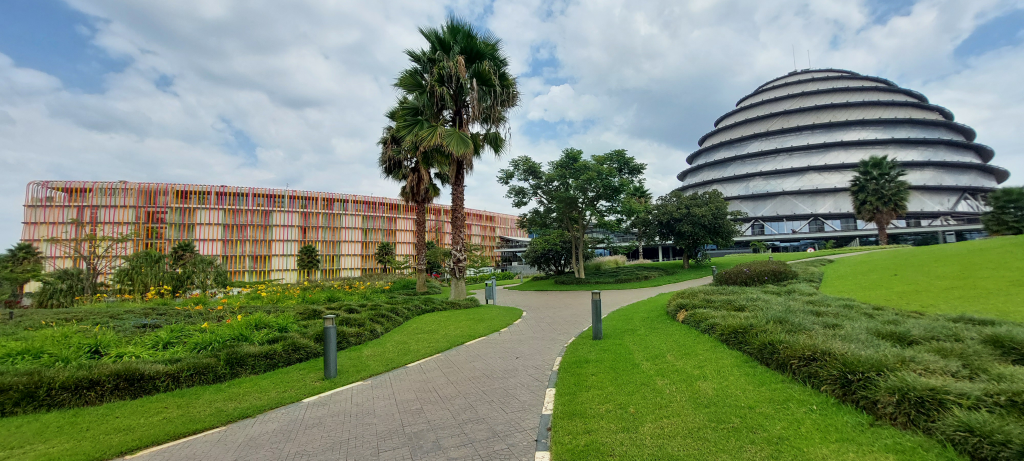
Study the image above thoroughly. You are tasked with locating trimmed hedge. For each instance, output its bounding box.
[466,271,517,285]
[713,260,797,287]
[668,260,1024,461]
[552,266,667,285]
[0,297,479,416]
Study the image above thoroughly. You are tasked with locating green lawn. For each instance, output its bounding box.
[820,235,1024,322]
[430,278,523,299]
[510,246,897,291]
[0,305,522,461]
[551,293,960,461]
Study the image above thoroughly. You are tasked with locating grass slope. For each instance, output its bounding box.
[511,246,894,291]
[0,305,521,461]
[552,293,960,461]
[820,236,1024,322]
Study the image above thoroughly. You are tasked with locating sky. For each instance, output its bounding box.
[1,0,1023,245]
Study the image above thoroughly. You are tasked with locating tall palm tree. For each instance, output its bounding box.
[394,17,520,300]
[849,155,910,245]
[379,98,446,292]
[0,242,43,299]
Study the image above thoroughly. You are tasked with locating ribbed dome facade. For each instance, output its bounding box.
[676,68,1010,241]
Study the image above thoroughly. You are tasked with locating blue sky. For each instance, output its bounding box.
[0,0,1022,245]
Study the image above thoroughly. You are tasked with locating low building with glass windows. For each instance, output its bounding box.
[20,180,526,282]
[676,68,1010,245]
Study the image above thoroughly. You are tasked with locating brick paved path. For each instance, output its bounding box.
[124,277,712,461]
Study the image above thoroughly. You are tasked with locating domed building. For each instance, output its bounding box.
[676,68,1010,245]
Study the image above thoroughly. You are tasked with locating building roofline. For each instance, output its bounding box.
[686,118,979,165]
[699,100,955,146]
[714,86,931,127]
[677,160,1009,191]
[678,138,997,181]
[736,74,900,107]
[684,185,997,201]
[753,68,862,91]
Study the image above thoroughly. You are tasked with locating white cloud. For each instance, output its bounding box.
[0,0,1022,246]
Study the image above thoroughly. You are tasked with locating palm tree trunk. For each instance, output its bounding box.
[449,159,467,300]
[415,199,428,293]
[877,220,889,246]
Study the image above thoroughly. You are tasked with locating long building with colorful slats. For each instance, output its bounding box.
[676,68,1011,243]
[21,180,526,282]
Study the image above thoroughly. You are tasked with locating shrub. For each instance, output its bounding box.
[667,260,1024,461]
[584,255,627,273]
[713,260,796,287]
[33,268,87,309]
[465,271,517,285]
[0,296,479,415]
[552,265,667,285]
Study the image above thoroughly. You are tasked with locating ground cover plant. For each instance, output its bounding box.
[713,260,797,287]
[820,235,1024,322]
[552,293,958,460]
[0,305,521,461]
[669,259,1024,460]
[509,245,901,291]
[0,277,476,415]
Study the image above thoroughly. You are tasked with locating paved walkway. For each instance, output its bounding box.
[124,277,713,461]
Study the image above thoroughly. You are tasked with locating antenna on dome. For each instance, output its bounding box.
[807,50,811,69]
[792,45,797,71]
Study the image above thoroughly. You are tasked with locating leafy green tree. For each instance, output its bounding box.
[393,17,520,299]
[465,243,494,273]
[174,254,229,294]
[296,244,321,281]
[749,241,768,254]
[33,268,87,309]
[0,242,43,301]
[620,184,655,260]
[111,250,169,298]
[379,96,447,293]
[375,242,397,273]
[498,147,647,278]
[43,219,134,299]
[522,231,574,275]
[424,241,447,276]
[651,190,744,269]
[849,155,910,245]
[982,187,1024,235]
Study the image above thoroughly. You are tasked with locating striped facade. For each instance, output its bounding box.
[21,180,526,282]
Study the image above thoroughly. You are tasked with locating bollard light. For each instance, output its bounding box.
[7,311,12,321]
[712,266,717,277]
[769,255,774,261]
[491,277,498,305]
[591,290,603,340]
[323,315,337,379]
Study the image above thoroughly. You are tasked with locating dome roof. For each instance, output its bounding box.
[676,69,1009,225]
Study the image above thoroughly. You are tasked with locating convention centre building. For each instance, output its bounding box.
[676,68,1011,245]
[20,180,526,282]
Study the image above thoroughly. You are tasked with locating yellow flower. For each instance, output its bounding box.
[217,306,223,310]
[237,314,243,321]
[201,322,209,328]
[41,320,46,325]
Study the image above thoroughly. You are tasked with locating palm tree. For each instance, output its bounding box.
[849,155,910,245]
[394,17,520,300]
[379,99,446,293]
[0,242,43,300]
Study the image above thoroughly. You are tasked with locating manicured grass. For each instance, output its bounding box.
[0,305,522,461]
[429,278,524,299]
[552,293,960,460]
[820,235,1024,322]
[510,246,896,291]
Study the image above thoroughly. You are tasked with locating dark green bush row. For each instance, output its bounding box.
[667,260,1024,461]
[713,260,797,287]
[466,271,517,285]
[0,296,478,416]
[552,266,668,285]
